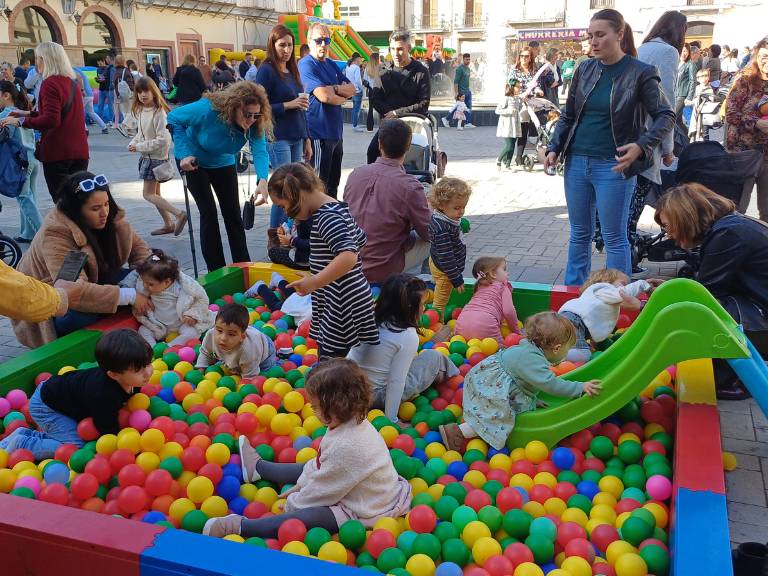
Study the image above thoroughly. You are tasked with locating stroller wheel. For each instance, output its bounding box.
[522,155,535,172]
[0,234,22,268]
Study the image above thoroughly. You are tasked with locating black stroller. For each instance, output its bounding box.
[595,140,764,277]
[0,199,22,268]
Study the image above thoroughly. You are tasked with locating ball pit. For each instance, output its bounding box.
[0,279,688,576]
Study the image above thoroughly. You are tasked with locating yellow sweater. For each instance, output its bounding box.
[0,261,66,322]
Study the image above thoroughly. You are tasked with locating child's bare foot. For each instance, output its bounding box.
[439,423,465,452]
[238,436,262,482]
[203,514,243,537]
[431,324,453,343]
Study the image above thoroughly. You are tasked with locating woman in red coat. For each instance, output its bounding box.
[0,42,88,201]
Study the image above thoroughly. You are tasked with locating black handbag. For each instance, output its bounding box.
[241,159,255,230]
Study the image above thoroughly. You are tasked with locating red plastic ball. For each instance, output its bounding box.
[366,529,396,558]
[583,457,606,473]
[599,423,622,444]
[536,461,558,475]
[8,448,34,468]
[483,555,514,576]
[556,521,586,548]
[235,413,258,435]
[510,460,535,477]
[503,542,534,566]
[271,435,293,454]
[459,364,472,376]
[118,464,146,487]
[495,487,523,512]
[486,469,510,486]
[109,449,135,474]
[277,447,298,463]
[504,333,522,347]
[302,355,318,366]
[409,504,438,533]
[643,440,667,456]
[392,434,415,456]
[77,417,100,441]
[590,524,620,553]
[622,422,645,439]
[464,568,490,576]
[465,489,492,511]
[569,429,593,453]
[84,456,113,485]
[70,472,100,500]
[35,372,52,386]
[593,562,617,576]
[181,447,206,472]
[118,485,148,514]
[565,537,595,563]
[40,483,69,505]
[197,463,223,485]
[145,469,173,496]
[640,400,665,424]
[615,498,643,514]
[277,518,307,546]
[469,461,490,475]
[469,353,486,366]
[151,417,176,441]
[243,501,268,519]
[553,481,577,502]
[529,484,554,504]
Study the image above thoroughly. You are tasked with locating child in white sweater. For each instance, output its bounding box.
[558,269,654,362]
[195,303,276,378]
[133,250,213,346]
[204,358,412,538]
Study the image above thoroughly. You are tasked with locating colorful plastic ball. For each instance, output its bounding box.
[590,436,615,461]
[614,553,648,576]
[118,485,148,514]
[317,540,348,564]
[472,537,502,566]
[367,529,397,558]
[378,547,407,573]
[513,563,545,576]
[77,417,100,441]
[524,441,548,464]
[529,517,557,540]
[524,533,554,564]
[43,462,70,485]
[304,526,332,555]
[277,518,307,546]
[6,389,27,410]
[186,476,214,503]
[405,553,436,576]
[145,469,173,496]
[410,504,438,533]
[639,544,669,576]
[502,509,533,539]
[435,562,464,576]
[646,475,672,501]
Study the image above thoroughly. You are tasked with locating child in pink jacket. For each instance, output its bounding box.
[455,257,521,344]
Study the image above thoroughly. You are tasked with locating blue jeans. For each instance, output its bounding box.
[268,139,304,228]
[564,155,635,285]
[351,92,363,127]
[0,385,84,460]
[463,90,473,125]
[97,88,114,123]
[17,158,42,240]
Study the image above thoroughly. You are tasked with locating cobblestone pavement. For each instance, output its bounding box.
[0,125,763,545]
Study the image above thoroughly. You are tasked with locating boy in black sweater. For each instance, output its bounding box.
[0,329,152,459]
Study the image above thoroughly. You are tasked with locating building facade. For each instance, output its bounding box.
[0,0,302,74]
[338,0,415,48]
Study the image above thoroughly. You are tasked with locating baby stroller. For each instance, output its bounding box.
[0,199,22,268]
[520,97,563,174]
[431,73,453,98]
[689,88,727,143]
[401,114,445,192]
[596,141,764,277]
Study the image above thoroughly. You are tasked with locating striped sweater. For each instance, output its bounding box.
[429,211,466,288]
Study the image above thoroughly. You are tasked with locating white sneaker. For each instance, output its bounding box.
[353,126,365,132]
[464,123,477,129]
[269,272,285,290]
[115,125,129,138]
[457,126,464,131]
[203,514,243,538]
[244,280,265,299]
[441,117,449,128]
[238,435,262,482]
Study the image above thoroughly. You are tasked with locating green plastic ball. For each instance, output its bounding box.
[653,386,676,399]
[168,404,187,421]
[162,352,180,368]
[378,547,407,572]
[181,509,209,533]
[529,516,557,540]
[589,436,615,461]
[449,341,469,356]
[153,342,169,358]
[10,487,35,499]
[211,434,236,453]
[356,551,376,567]
[558,470,581,485]
[650,432,674,452]
[621,516,654,546]
[148,396,171,418]
[451,505,478,531]
[338,519,367,550]
[223,392,242,412]
[478,505,503,533]
[68,448,95,473]
[463,449,485,466]
[640,544,670,576]
[245,537,267,547]
[618,441,643,464]
[482,480,504,502]
[159,456,183,478]
[218,376,237,391]
[412,492,436,508]
[305,526,332,555]
[581,470,602,484]
[631,508,657,528]
[443,482,467,504]
[426,458,448,478]
[621,487,647,503]
[397,530,418,556]
[617,400,640,422]
[412,533,441,560]
[187,412,209,425]
[525,533,555,563]
[435,495,461,521]
[434,521,459,542]
[255,444,275,461]
[502,509,533,540]
[441,538,470,566]
[449,353,465,367]
[567,494,592,515]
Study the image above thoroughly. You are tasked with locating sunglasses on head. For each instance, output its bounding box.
[313,37,332,46]
[78,174,109,194]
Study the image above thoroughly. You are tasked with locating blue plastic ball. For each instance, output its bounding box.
[274,319,289,331]
[422,342,434,349]
[487,447,510,457]
[435,561,463,576]
[576,480,600,500]
[423,431,442,444]
[229,496,249,515]
[412,448,428,463]
[514,486,530,503]
[216,475,241,501]
[552,447,575,470]
[142,511,167,524]
[222,463,241,478]
[370,286,381,298]
[293,436,313,450]
[158,388,176,403]
[43,462,70,485]
[541,562,559,574]
[289,354,304,365]
[446,461,469,480]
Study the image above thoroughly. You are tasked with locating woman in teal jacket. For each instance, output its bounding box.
[168,82,272,271]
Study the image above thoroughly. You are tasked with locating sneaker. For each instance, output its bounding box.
[238,435,262,482]
[203,514,243,538]
[101,127,109,134]
[174,212,188,236]
[457,126,464,131]
[441,117,449,128]
[269,272,285,290]
[116,124,129,138]
[244,280,265,300]
[439,423,466,452]
[465,123,477,129]
[150,225,174,236]
[353,126,365,132]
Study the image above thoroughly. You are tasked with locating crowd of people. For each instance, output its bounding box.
[0,8,768,540]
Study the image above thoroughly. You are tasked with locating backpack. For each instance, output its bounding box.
[0,126,30,198]
[117,68,132,100]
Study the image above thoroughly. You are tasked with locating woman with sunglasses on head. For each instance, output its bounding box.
[167,82,272,272]
[12,171,152,348]
[507,48,544,169]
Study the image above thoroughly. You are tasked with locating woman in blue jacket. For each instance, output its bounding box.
[168,82,271,271]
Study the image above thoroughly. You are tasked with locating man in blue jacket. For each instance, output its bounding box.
[298,22,355,198]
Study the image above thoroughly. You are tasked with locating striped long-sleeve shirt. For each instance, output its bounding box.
[429,211,466,288]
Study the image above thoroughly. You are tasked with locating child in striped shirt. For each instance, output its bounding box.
[428,177,472,319]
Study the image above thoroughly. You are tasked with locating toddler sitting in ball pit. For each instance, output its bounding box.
[196,303,277,379]
[0,330,151,459]
[440,312,601,451]
[133,250,214,347]
[203,358,412,539]
[558,269,657,363]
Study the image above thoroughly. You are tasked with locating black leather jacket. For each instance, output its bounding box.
[698,213,768,332]
[547,57,675,177]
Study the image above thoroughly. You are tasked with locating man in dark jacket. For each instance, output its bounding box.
[367,29,430,164]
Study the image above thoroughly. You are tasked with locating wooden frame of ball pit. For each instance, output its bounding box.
[0,263,733,575]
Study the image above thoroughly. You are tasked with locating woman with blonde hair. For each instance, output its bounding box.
[0,41,87,201]
[363,52,382,131]
[173,52,207,105]
[167,81,272,271]
[655,183,768,399]
[112,54,135,134]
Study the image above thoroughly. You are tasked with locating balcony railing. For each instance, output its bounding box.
[411,14,451,31]
[686,0,714,5]
[589,0,615,8]
[455,12,487,29]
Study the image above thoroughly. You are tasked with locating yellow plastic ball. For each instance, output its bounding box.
[446,404,463,419]
[427,483,445,501]
[289,427,309,441]
[409,477,429,495]
[723,452,738,471]
[295,447,317,464]
[302,415,323,436]
[462,520,492,547]
[270,413,294,436]
[466,438,488,455]
[480,337,499,355]
[293,344,308,355]
[116,430,141,454]
[201,495,229,517]
[149,371,162,386]
[380,426,399,447]
[561,556,592,576]
[590,504,617,523]
[374,516,401,537]
[136,452,160,473]
[300,403,315,420]
[151,359,168,372]
[174,361,194,376]
[205,443,231,466]
[543,497,567,517]
[240,483,257,501]
[522,501,546,518]
[655,370,672,386]
[140,429,166,453]
[186,476,215,503]
[223,534,245,543]
[159,442,184,461]
[273,380,293,398]
[510,447,527,462]
[489,453,512,472]
[510,473,534,491]
[0,469,17,492]
[533,471,557,489]
[442,450,463,464]
[425,442,447,459]
[593,492,618,507]
[210,404,229,421]
[606,540,638,566]
[317,541,348,564]
[463,470,487,489]
[238,402,258,416]
[599,476,624,499]
[618,432,641,445]
[435,347,450,357]
[282,541,310,556]
[450,335,467,343]
[547,571,571,576]
[472,536,502,566]
[256,486,278,508]
[282,391,305,413]
[514,563,545,576]
[560,507,589,528]
[256,404,277,427]
[13,461,36,474]
[644,423,665,438]
[196,380,215,400]
[182,393,205,412]
[96,434,118,456]
[127,393,151,411]
[643,502,669,529]
[17,468,42,481]
[168,498,196,522]
[615,553,649,576]
[405,553,436,576]
[524,440,549,464]
[177,470,195,488]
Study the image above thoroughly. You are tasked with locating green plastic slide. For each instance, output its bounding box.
[507,278,750,448]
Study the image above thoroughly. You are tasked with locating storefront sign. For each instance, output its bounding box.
[518,28,588,41]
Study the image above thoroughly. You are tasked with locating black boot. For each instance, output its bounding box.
[733,542,767,575]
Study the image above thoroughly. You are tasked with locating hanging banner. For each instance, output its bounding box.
[517,28,588,41]
[427,34,444,59]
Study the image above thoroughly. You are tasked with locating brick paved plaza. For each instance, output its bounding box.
[0,125,766,545]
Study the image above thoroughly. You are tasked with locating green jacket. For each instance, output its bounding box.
[454,64,470,94]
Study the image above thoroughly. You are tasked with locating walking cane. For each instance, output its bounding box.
[180,161,199,279]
